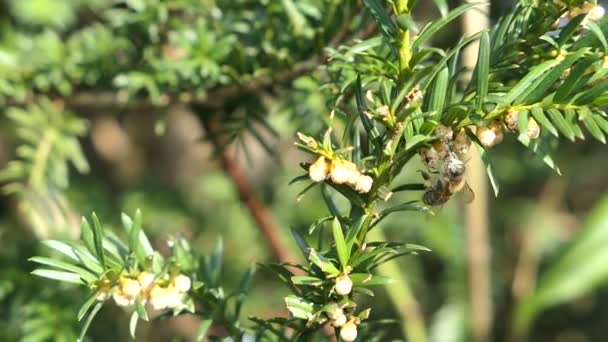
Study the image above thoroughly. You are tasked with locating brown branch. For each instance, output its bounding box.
[200,114,297,263]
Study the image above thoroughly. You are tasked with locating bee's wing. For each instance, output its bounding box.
[461,182,475,203]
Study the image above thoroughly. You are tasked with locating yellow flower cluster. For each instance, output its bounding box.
[106,272,191,311]
[308,157,373,193]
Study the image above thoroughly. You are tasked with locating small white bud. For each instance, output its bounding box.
[113,292,134,307]
[96,286,111,301]
[330,160,356,185]
[527,118,540,140]
[347,170,362,186]
[173,274,191,293]
[149,285,184,310]
[491,122,505,145]
[504,110,519,131]
[587,4,605,21]
[476,126,497,147]
[309,157,329,182]
[452,130,471,157]
[120,277,142,298]
[138,272,155,292]
[376,105,390,120]
[340,320,358,342]
[354,175,373,194]
[331,312,347,327]
[435,124,453,142]
[477,122,503,148]
[335,274,353,296]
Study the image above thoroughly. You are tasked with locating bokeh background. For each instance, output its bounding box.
[1,0,608,341]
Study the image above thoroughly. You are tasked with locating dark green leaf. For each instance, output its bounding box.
[520,49,588,104]
[554,57,597,102]
[504,59,560,104]
[556,14,587,46]
[196,319,213,341]
[332,217,349,268]
[582,114,606,143]
[291,227,311,260]
[573,79,608,105]
[470,135,499,196]
[546,109,575,141]
[475,32,490,110]
[308,249,341,276]
[31,269,83,284]
[77,294,99,322]
[91,213,106,269]
[413,3,480,51]
[531,107,559,137]
[427,67,449,113]
[135,297,149,321]
[284,295,315,320]
[391,183,426,192]
[350,273,394,286]
[517,136,561,175]
[586,20,608,50]
[129,311,139,339]
[362,0,397,39]
[77,302,103,342]
[29,256,97,283]
[291,275,325,286]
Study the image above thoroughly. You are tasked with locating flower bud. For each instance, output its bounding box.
[376,105,390,120]
[138,272,155,292]
[435,124,453,142]
[586,3,605,21]
[113,292,133,307]
[340,320,358,342]
[504,110,519,131]
[335,274,353,296]
[173,274,191,293]
[327,304,347,327]
[331,312,347,327]
[120,277,142,298]
[330,160,356,184]
[96,285,111,301]
[309,157,329,182]
[527,118,540,140]
[354,175,373,194]
[476,126,498,147]
[452,130,471,156]
[419,147,440,172]
[149,285,183,311]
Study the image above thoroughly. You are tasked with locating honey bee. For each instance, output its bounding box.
[421,150,475,206]
[422,178,452,206]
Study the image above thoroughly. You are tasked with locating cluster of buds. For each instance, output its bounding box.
[504,110,541,139]
[476,120,504,148]
[308,156,373,194]
[148,273,191,311]
[324,302,365,342]
[105,272,191,312]
[420,127,471,172]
